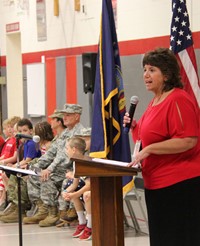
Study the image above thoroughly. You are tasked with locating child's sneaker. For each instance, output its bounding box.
[72,224,86,238]
[79,226,92,241]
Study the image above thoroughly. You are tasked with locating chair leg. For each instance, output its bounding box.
[134,188,149,231]
[123,211,130,227]
[125,200,141,233]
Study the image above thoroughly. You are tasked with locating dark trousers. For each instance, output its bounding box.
[145,176,200,246]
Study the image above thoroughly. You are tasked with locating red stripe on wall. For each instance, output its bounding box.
[66,56,77,103]
[46,58,57,118]
[1,32,200,66]
[22,45,98,65]
[119,36,170,55]
[119,32,199,55]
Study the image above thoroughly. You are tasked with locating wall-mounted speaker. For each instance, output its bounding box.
[82,52,97,94]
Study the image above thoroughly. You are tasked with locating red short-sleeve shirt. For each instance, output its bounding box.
[1,137,17,159]
[132,88,200,189]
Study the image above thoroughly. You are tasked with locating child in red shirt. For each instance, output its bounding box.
[0,116,21,210]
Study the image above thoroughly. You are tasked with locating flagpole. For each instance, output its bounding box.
[88,92,93,126]
[109,101,113,159]
[89,0,134,196]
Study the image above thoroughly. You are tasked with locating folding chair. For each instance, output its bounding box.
[124,176,149,234]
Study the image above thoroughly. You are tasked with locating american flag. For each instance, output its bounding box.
[170,0,200,108]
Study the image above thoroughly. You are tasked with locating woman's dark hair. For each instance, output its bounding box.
[142,47,183,92]
[34,121,54,142]
[55,117,66,128]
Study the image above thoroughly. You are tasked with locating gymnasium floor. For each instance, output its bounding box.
[0,197,149,246]
[0,221,149,246]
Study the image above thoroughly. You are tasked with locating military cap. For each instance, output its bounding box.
[60,104,82,114]
[48,109,63,119]
[74,127,91,137]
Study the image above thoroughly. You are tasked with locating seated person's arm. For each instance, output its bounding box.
[66,178,80,192]
[2,151,17,165]
[0,155,5,160]
[62,178,80,198]
[17,157,32,169]
[47,151,68,173]
[63,178,90,200]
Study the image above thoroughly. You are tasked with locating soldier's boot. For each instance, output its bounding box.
[26,202,38,217]
[0,206,26,223]
[23,200,48,224]
[58,207,78,226]
[64,207,78,222]
[0,202,17,218]
[55,209,69,227]
[39,206,59,227]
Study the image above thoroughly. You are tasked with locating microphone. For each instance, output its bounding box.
[15,134,40,143]
[124,95,139,134]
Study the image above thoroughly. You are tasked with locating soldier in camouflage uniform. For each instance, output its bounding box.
[25,110,66,217]
[23,104,85,227]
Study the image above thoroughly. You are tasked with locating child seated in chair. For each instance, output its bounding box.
[62,137,92,241]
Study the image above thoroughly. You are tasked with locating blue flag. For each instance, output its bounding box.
[89,0,133,194]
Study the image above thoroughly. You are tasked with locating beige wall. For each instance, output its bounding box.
[6,33,24,117]
[0,0,199,55]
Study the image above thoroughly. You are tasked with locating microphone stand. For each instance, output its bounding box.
[16,137,23,246]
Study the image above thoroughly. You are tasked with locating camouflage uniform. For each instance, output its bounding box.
[27,122,84,207]
[23,104,85,227]
[58,175,70,211]
[7,175,30,207]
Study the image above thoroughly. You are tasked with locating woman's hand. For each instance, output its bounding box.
[128,137,198,167]
[123,112,137,129]
[128,147,150,167]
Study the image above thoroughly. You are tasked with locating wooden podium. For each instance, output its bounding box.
[72,156,140,246]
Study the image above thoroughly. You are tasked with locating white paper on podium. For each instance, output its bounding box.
[0,165,38,176]
[92,158,129,167]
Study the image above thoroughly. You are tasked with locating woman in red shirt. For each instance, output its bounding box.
[124,48,200,246]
